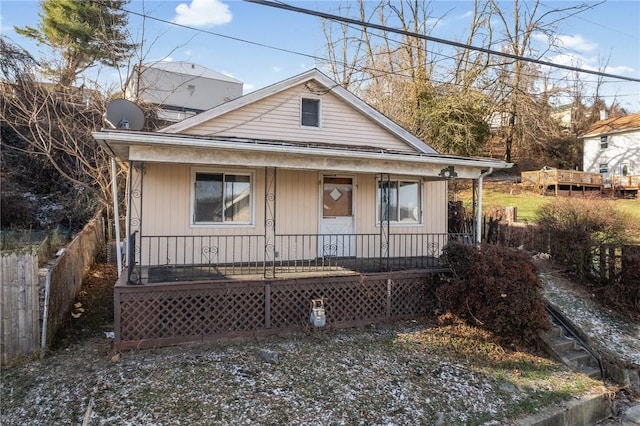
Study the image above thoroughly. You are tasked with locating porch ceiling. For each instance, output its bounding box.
[93,130,512,179]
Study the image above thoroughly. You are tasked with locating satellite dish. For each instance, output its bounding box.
[105,99,145,131]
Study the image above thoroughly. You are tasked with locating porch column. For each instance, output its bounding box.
[472,179,478,243]
[128,161,144,284]
[264,167,276,279]
[476,168,493,245]
[378,173,391,271]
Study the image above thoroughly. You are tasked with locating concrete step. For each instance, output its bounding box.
[546,324,565,339]
[578,365,602,380]
[562,348,593,368]
[551,336,576,353]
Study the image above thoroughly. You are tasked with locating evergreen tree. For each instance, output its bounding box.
[15,0,135,87]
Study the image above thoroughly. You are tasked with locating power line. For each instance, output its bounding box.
[118,3,627,89]
[121,7,325,63]
[113,1,636,96]
[244,0,640,83]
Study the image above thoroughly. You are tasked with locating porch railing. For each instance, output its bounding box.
[611,175,640,190]
[127,232,470,284]
[521,169,603,187]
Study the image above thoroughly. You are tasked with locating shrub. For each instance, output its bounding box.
[437,242,550,347]
[536,198,632,280]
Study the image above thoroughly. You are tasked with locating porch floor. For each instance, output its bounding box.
[124,256,447,285]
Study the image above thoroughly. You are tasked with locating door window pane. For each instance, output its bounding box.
[323,177,353,217]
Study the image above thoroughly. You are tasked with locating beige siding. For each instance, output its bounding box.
[275,169,319,234]
[182,83,416,153]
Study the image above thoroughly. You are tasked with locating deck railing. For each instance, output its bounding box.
[521,169,603,187]
[127,232,469,283]
[611,175,640,190]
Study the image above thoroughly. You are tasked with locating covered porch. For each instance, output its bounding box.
[95,131,510,349]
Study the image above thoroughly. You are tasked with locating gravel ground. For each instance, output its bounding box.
[0,262,618,426]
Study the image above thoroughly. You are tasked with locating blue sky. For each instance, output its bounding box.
[1,0,639,111]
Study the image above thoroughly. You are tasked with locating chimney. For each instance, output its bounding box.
[599,109,609,120]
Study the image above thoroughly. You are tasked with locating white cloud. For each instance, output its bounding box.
[547,53,584,68]
[271,66,281,73]
[174,0,232,27]
[547,52,635,75]
[555,34,597,53]
[603,64,635,75]
[243,83,255,93]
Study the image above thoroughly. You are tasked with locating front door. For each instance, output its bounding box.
[319,176,355,257]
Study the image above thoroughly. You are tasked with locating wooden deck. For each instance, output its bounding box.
[521,169,603,195]
[611,175,640,191]
[521,169,639,196]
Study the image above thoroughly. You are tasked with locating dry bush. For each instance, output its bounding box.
[437,242,550,347]
[536,198,632,280]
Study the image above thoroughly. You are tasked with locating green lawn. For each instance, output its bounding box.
[453,180,640,226]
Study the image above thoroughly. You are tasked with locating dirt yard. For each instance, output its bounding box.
[1,260,634,425]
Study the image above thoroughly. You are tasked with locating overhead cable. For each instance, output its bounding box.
[244,0,640,83]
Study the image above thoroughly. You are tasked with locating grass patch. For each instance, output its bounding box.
[453,180,640,233]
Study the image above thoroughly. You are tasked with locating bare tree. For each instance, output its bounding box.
[1,38,113,213]
[487,0,594,162]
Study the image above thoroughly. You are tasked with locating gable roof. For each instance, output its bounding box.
[582,113,640,137]
[159,68,437,154]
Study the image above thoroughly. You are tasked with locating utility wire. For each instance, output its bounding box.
[244,0,640,83]
[115,2,631,88]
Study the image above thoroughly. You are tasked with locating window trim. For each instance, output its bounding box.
[598,163,609,174]
[375,177,423,226]
[300,97,321,129]
[190,167,255,227]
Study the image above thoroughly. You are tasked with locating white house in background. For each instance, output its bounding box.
[581,112,640,185]
[126,61,243,122]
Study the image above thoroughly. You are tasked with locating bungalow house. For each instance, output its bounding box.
[581,112,640,190]
[93,68,511,350]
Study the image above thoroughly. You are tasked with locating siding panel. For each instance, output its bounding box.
[183,84,416,153]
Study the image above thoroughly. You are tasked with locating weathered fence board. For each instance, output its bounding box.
[1,252,39,365]
[41,212,106,348]
[1,210,106,365]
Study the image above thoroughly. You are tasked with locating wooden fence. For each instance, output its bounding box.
[1,252,40,365]
[41,211,106,348]
[1,210,106,364]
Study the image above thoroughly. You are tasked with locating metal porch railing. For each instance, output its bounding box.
[126,232,470,284]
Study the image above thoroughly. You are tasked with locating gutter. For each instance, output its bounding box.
[476,167,493,245]
[92,130,512,171]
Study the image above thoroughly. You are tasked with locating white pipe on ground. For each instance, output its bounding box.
[40,269,51,351]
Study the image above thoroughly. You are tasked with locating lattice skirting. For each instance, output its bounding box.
[114,271,439,350]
